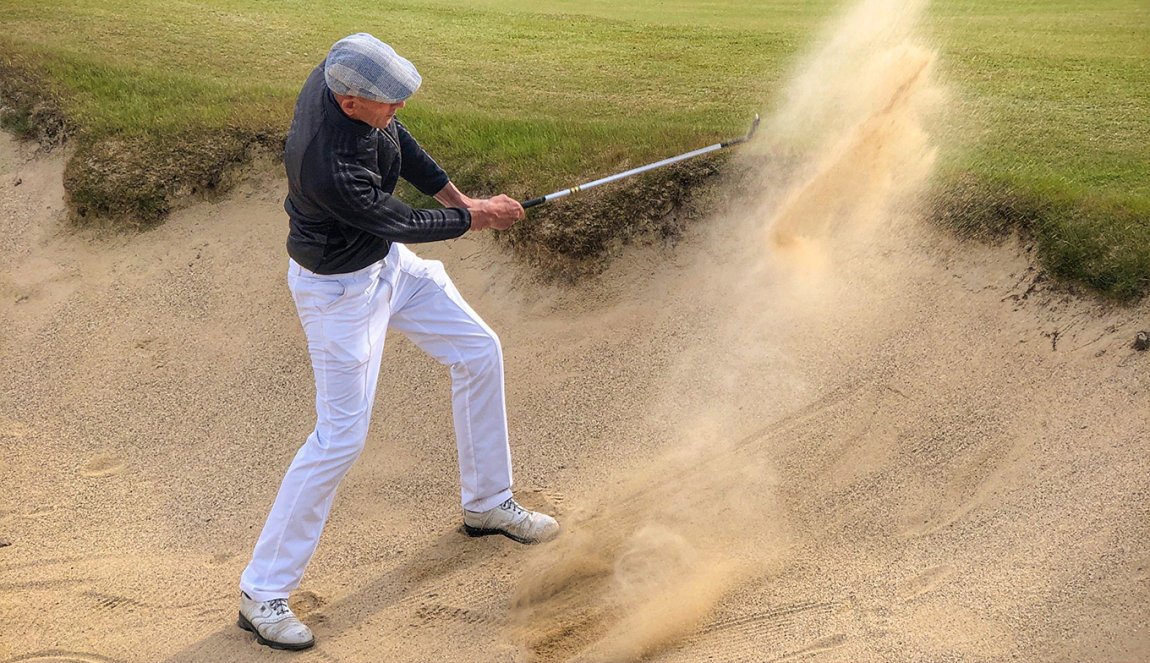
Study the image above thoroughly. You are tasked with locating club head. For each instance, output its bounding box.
[745,113,761,142]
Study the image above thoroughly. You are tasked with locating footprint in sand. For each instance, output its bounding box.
[80,453,125,478]
[23,505,58,519]
[3,652,125,663]
[775,634,849,660]
[413,599,499,627]
[897,564,955,600]
[518,487,566,515]
[207,552,237,565]
[82,591,145,612]
[289,589,327,624]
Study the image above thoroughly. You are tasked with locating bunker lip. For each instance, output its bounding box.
[0,54,70,147]
[499,149,733,280]
[0,46,1145,297]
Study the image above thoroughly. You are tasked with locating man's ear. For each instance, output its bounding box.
[336,94,357,118]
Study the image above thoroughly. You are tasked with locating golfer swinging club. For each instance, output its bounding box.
[237,33,559,651]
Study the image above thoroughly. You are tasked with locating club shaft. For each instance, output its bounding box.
[520,114,759,209]
[521,142,723,209]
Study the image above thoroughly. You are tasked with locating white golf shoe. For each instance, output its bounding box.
[463,497,560,544]
[237,592,315,651]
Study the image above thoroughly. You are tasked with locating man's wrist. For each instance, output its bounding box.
[469,208,488,231]
[434,181,475,208]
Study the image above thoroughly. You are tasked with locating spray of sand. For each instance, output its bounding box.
[757,0,940,260]
[510,1,943,660]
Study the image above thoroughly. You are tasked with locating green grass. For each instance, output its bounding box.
[0,0,1147,296]
[928,0,1150,298]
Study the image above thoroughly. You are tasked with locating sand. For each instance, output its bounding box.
[2,1,1148,660]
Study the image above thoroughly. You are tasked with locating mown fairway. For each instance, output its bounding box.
[1,0,1147,295]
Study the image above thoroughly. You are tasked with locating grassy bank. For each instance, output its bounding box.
[0,0,1147,296]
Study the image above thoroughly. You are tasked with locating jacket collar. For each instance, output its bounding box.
[322,86,375,137]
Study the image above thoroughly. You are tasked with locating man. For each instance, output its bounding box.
[237,33,559,651]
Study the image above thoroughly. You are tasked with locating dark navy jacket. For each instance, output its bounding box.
[284,64,471,274]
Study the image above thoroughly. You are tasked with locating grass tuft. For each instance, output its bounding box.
[65,128,282,228]
[929,171,1150,300]
[0,52,70,145]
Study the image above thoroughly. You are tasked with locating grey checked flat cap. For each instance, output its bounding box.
[324,33,421,103]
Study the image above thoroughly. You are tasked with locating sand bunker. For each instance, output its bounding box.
[1,0,1147,661]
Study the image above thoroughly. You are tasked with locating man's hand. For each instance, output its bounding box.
[434,182,524,232]
[467,195,525,231]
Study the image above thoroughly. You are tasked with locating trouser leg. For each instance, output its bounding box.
[387,245,513,513]
[240,260,390,600]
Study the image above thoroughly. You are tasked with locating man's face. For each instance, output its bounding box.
[339,96,406,129]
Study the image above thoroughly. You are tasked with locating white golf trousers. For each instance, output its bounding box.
[240,243,513,600]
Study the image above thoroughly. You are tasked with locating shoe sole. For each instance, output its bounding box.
[237,612,315,651]
[462,523,540,545]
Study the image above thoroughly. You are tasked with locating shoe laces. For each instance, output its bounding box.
[500,498,526,516]
[267,598,291,616]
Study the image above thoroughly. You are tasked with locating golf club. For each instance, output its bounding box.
[520,114,760,209]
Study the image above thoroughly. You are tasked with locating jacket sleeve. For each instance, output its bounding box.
[305,142,471,243]
[394,119,452,196]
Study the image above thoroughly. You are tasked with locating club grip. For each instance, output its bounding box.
[521,196,546,209]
